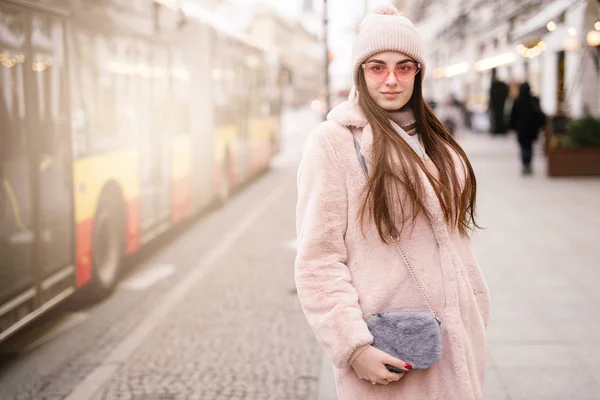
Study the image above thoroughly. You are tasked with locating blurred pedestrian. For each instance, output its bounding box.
[295,5,490,400]
[454,94,472,130]
[488,68,509,134]
[435,95,463,135]
[510,82,546,175]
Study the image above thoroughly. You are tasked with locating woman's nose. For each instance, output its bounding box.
[384,70,398,85]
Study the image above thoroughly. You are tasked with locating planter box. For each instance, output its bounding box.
[548,147,600,177]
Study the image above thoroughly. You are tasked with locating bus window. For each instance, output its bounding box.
[71,29,95,157]
[95,35,120,141]
[151,45,169,135]
[255,64,265,117]
[223,40,237,126]
[249,66,259,117]
[212,33,238,127]
[136,40,152,137]
[170,49,191,135]
[72,30,138,154]
[112,36,139,140]
[31,12,69,162]
[237,49,249,121]
[213,65,228,125]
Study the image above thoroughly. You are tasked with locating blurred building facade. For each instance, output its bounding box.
[246,7,324,108]
[415,0,600,119]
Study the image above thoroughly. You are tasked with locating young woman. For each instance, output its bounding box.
[295,6,490,400]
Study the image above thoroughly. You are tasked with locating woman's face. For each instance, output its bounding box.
[362,51,419,111]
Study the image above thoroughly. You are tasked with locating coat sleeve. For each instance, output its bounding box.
[295,125,373,369]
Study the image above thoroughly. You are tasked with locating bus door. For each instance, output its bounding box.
[153,45,171,229]
[0,4,37,332]
[139,42,171,242]
[29,10,74,303]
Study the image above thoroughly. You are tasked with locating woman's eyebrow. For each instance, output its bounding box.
[366,58,413,64]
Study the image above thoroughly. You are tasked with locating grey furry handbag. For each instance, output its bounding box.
[352,130,443,371]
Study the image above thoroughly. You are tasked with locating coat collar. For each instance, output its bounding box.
[327,99,374,174]
[326,97,367,129]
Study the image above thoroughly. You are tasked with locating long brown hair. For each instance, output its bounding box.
[357,68,479,242]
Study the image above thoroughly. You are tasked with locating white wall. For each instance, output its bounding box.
[540,50,557,115]
[580,48,599,115]
[581,0,600,116]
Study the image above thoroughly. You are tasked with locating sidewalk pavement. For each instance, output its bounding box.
[318,131,600,400]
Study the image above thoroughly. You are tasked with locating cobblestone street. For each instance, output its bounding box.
[94,173,322,400]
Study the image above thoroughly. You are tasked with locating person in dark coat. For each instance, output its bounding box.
[489,68,509,134]
[510,82,546,175]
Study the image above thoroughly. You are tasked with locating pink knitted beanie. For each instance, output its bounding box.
[352,5,425,86]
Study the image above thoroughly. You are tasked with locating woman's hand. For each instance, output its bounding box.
[350,346,412,385]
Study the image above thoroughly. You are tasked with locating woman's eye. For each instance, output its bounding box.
[371,65,384,72]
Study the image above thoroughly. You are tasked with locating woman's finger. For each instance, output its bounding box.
[374,378,390,385]
[384,371,404,382]
[367,375,391,386]
[384,363,408,374]
[384,355,412,372]
[381,364,404,382]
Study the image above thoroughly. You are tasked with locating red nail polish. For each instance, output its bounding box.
[405,363,413,370]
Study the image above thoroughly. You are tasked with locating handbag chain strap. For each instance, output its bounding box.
[351,128,441,323]
[392,237,440,323]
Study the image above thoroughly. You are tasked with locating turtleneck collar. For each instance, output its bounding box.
[387,106,417,135]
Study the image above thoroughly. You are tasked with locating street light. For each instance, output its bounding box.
[587,30,600,47]
[565,28,580,52]
[588,21,600,47]
[586,29,600,74]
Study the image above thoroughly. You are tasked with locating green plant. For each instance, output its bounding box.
[555,135,576,148]
[563,117,600,148]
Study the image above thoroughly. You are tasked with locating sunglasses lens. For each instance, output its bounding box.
[365,64,388,80]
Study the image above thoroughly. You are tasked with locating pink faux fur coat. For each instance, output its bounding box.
[295,100,490,399]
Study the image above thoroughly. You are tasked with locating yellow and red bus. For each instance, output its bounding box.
[0,0,281,341]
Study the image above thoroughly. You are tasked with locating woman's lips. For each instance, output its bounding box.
[381,91,400,99]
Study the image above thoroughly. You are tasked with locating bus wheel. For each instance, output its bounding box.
[87,193,124,301]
